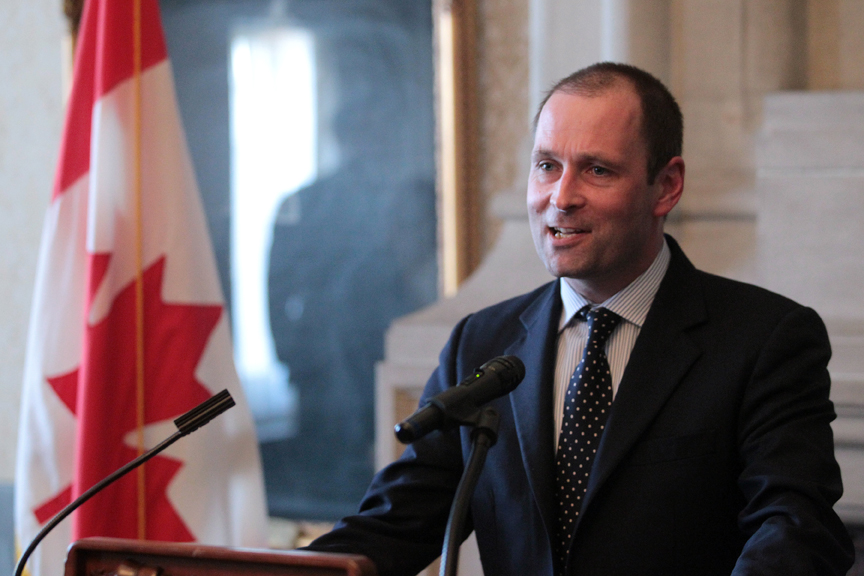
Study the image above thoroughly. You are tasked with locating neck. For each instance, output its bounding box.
[564,234,666,303]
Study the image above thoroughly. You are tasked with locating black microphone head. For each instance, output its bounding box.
[489,355,526,391]
[473,355,526,401]
[174,389,235,436]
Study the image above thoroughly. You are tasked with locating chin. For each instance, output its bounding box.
[544,259,591,280]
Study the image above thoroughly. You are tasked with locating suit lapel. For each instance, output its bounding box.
[506,281,561,544]
[579,238,708,517]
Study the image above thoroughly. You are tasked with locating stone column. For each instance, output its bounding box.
[671,0,807,217]
[666,0,807,284]
[529,0,671,114]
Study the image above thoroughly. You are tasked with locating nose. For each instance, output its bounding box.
[550,168,583,212]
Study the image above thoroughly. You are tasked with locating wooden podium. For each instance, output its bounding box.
[64,538,377,576]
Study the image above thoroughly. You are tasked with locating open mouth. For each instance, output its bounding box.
[550,227,587,239]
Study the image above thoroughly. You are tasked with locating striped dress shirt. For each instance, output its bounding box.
[553,240,671,447]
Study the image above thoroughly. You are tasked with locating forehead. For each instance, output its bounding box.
[533,87,644,155]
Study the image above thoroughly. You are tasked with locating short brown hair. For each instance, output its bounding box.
[534,62,683,184]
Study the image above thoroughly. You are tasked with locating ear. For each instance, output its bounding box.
[652,156,685,218]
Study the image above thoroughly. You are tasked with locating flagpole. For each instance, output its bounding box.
[132,0,147,541]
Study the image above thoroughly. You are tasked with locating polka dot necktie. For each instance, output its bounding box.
[553,306,621,572]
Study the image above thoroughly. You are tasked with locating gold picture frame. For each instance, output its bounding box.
[435,0,482,295]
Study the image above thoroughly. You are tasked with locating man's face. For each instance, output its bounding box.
[527,85,680,302]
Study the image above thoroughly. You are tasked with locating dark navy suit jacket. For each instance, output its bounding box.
[307,237,854,575]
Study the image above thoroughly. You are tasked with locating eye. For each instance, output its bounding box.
[538,160,555,172]
[589,165,609,176]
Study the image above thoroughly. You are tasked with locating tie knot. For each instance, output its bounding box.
[579,306,622,346]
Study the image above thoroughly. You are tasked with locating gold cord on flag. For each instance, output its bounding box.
[132,0,147,541]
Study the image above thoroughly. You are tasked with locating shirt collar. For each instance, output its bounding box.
[558,239,671,332]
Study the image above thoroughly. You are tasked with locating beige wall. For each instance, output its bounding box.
[808,0,864,90]
[0,0,65,482]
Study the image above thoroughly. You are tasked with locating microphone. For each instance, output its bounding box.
[394,355,525,444]
[14,390,236,576]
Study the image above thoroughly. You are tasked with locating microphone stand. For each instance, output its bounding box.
[438,407,499,576]
[14,389,236,576]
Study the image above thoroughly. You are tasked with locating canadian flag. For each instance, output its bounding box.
[14,0,269,575]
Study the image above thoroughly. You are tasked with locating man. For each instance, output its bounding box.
[305,63,855,575]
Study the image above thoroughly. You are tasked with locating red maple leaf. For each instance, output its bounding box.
[31,370,82,524]
[36,254,221,542]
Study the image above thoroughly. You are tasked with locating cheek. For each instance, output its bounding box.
[526,202,548,243]
[526,186,546,214]
[527,209,544,239]
[596,190,649,223]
